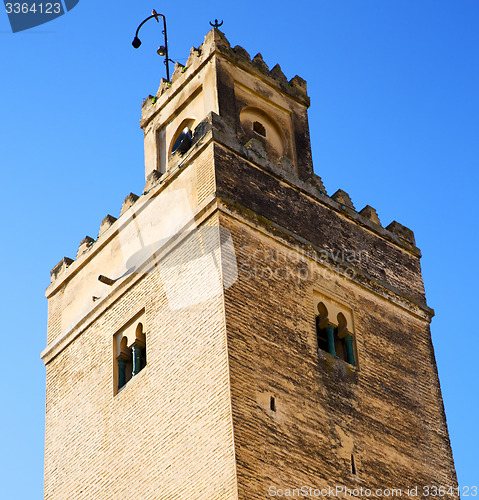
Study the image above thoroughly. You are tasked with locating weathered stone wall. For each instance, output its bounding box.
[220,210,457,499]
[214,144,426,304]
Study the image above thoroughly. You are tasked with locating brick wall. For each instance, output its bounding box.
[44,213,238,500]
[220,210,457,499]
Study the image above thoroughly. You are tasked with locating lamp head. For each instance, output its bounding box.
[132,36,142,49]
[157,45,166,56]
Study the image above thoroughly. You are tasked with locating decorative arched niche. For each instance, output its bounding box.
[239,106,285,161]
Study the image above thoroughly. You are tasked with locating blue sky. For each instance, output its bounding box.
[1,1,477,497]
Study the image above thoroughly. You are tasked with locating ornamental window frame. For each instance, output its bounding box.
[314,294,357,367]
[113,311,147,394]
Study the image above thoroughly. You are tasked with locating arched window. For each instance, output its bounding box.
[315,302,329,352]
[117,337,133,391]
[239,106,285,160]
[315,301,356,366]
[169,118,195,156]
[132,323,147,376]
[114,315,147,393]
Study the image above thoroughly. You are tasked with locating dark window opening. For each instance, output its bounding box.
[253,121,266,137]
[131,343,146,376]
[116,325,147,392]
[316,316,329,352]
[270,396,276,412]
[140,346,147,370]
[171,127,193,156]
[351,454,357,475]
[335,335,347,362]
[316,319,355,366]
[117,351,132,391]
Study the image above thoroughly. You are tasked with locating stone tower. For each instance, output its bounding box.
[42,29,458,499]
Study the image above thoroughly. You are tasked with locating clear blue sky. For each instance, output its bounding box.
[1,1,477,497]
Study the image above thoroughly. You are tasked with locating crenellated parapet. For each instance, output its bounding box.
[76,236,95,259]
[331,189,355,210]
[98,214,117,237]
[50,257,74,282]
[386,220,416,246]
[359,205,381,226]
[144,29,309,110]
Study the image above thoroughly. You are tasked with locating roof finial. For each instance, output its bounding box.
[209,19,223,29]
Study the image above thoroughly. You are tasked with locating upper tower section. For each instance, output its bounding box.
[140,28,314,182]
[45,27,425,349]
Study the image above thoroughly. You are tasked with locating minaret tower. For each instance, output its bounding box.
[43,29,458,499]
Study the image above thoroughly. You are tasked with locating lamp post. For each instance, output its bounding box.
[132,10,172,82]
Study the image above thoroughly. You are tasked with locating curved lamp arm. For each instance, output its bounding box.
[132,12,171,82]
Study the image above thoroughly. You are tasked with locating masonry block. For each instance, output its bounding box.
[120,193,139,216]
[359,205,381,226]
[331,189,355,209]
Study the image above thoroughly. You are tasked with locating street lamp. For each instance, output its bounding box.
[132,10,172,82]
